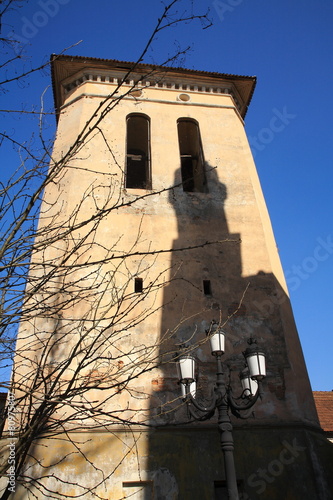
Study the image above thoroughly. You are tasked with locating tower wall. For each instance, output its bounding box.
[6,58,332,500]
[49,73,318,423]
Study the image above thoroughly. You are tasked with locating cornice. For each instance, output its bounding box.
[51,54,256,120]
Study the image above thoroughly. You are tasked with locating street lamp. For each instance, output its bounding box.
[177,322,266,500]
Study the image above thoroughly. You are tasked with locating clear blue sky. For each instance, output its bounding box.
[2,0,333,390]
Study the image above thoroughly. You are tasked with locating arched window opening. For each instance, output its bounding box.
[177,119,207,193]
[126,114,151,189]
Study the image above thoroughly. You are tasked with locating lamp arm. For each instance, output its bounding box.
[186,399,216,421]
[229,406,256,419]
[227,383,261,412]
[185,384,217,414]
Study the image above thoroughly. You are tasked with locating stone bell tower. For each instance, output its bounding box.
[9,55,332,500]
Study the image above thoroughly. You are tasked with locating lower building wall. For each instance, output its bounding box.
[147,426,333,500]
[1,425,332,499]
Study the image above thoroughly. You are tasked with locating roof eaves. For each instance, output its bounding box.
[50,54,257,119]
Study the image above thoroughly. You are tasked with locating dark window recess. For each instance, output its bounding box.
[177,119,207,193]
[126,114,151,189]
[134,278,143,293]
[214,483,228,500]
[214,481,243,500]
[123,481,153,500]
[203,279,212,296]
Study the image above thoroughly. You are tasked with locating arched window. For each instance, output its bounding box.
[177,119,207,193]
[125,114,151,189]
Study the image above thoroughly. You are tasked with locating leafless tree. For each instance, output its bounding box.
[0,2,220,498]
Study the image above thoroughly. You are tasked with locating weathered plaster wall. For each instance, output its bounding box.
[9,65,331,499]
[46,77,319,424]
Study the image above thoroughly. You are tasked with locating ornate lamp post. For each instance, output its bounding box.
[177,322,266,500]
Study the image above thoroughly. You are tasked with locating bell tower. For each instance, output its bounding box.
[8,55,332,500]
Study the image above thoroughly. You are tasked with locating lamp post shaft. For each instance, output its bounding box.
[178,333,266,500]
[217,400,239,500]
[215,354,239,500]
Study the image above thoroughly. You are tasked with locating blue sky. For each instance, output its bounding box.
[2,0,333,390]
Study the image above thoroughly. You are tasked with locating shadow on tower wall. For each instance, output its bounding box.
[144,164,331,500]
